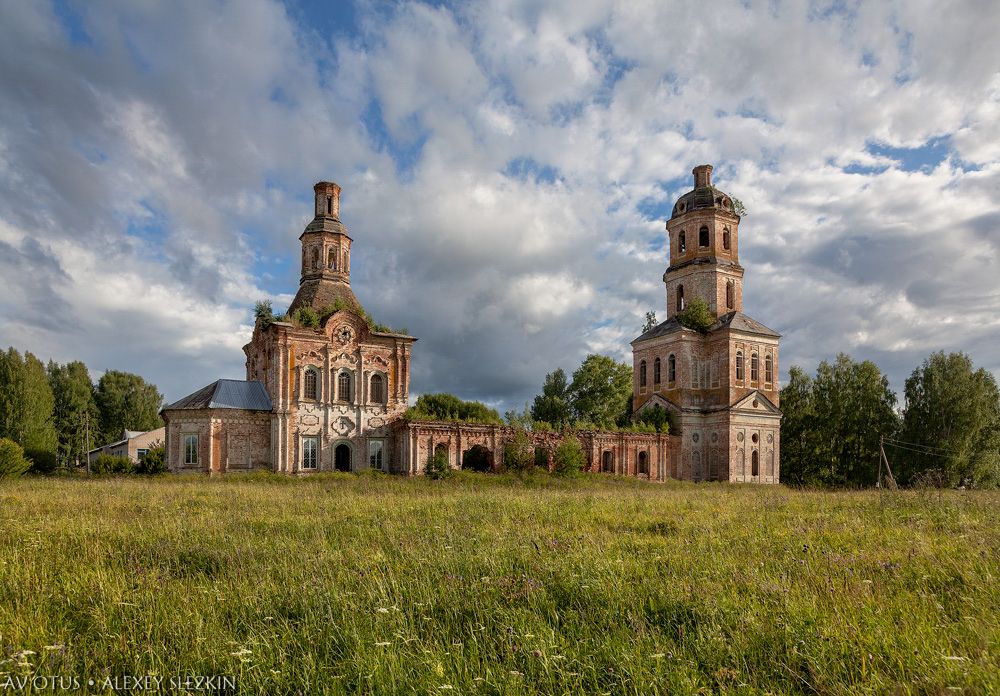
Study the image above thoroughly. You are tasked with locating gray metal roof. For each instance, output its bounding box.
[163,379,272,412]
[632,311,780,344]
[710,311,781,337]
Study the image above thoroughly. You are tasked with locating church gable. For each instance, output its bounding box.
[636,393,681,414]
[730,390,781,415]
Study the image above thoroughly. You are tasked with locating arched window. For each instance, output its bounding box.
[723,227,731,250]
[338,371,352,402]
[736,351,744,380]
[638,451,649,475]
[678,230,686,253]
[328,249,337,270]
[639,360,647,388]
[326,195,332,215]
[370,373,384,403]
[311,247,319,269]
[765,354,773,384]
[751,450,759,477]
[303,368,318,400]
[668,354,676,383]
[751,352,759,382]
[699,225,710,247]
[653,357,661,385]
[677,285,685,311]
[726,281,734,309]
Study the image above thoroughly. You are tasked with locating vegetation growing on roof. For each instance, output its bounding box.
[676,297,715,333]
[256,297,409,335]
[254,300,275,328]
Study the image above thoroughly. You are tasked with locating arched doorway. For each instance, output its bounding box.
[461,445,491,472]
[638,451,649,475]
[602,450,614,473]
[335,443,352,472]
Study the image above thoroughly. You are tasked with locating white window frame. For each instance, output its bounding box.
[183,435,199,465]
[302,436,319,470]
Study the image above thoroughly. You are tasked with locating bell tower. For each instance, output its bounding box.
[632,163,782,484]
[663,165,743,319]
[288,181,360,314]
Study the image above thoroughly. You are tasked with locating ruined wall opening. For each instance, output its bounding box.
[601,450,614,473]
[462,444,491,472]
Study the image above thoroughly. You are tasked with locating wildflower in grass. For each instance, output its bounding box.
[230,648,252,657]
[43,645,64,651]
[651,653,665,659]
[375,642,391,647]
[377,607,390,613]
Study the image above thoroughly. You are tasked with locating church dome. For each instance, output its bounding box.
[670,164,737,218]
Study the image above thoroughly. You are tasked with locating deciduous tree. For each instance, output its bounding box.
[530,368,572,426]
[48,360,98,466]
[899,351,1000,488]
[779,355,898,487]
[568,354,632,429]
[0,348,57,464]
[94,371,163,446]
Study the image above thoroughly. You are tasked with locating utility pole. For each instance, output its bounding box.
[879,435,897,490]
[84,411,91,475]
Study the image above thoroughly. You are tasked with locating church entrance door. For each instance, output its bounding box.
[335,444,352,472]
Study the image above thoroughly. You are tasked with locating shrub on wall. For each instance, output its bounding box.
[503,427,534,472]
[552,435,586,476]
[426,448,451,480]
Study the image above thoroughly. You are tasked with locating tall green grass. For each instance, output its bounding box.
[1,473,997,694]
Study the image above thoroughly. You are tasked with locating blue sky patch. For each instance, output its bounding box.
[866,136,951,172]
[503,157,560,185]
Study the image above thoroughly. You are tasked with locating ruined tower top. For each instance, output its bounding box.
[693,164,713,188]
[287,181,359,315]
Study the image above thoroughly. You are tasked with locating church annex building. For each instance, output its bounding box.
[162,166,781,482]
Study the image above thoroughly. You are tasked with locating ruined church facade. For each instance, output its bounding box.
[163,167,778,482]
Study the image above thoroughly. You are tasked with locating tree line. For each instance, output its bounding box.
[781,351,999,489]
[0,347,163,473]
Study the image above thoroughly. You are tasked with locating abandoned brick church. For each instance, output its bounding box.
[162,165,781,482]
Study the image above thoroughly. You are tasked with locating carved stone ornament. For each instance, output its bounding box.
[300,414,320,427]
[333,416,356,436]
[336,325,354,345]
[369,416,386,429]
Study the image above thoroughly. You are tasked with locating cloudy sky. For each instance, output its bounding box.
[1,0,998,413]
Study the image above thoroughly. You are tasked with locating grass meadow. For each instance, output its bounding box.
[0,473,997,694]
